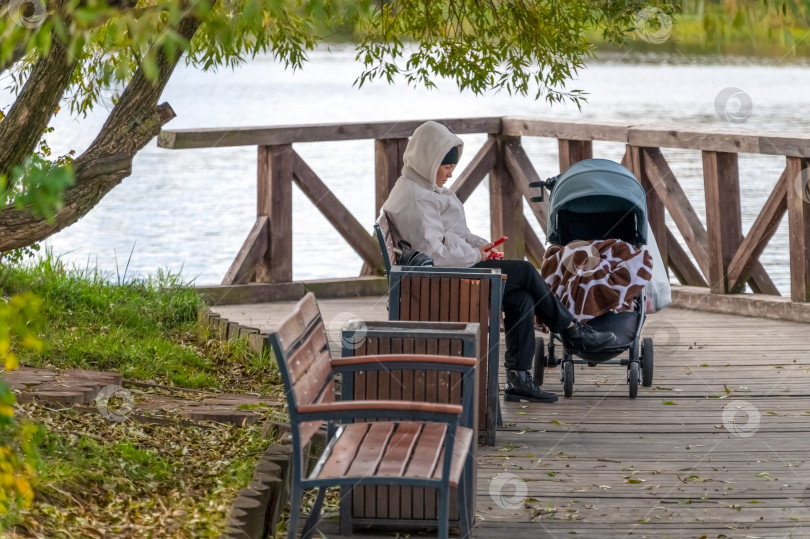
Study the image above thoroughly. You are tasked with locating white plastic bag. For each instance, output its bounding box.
[644,225,672,313]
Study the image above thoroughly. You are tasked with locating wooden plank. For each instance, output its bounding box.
[403,423,446,479]
[285,321,329,383]
[501,117,628,142]
[628,124,761,153]
[428,278,440,322]
[439,278,451,321]
[221,216,269,285]
[665,227,708,287]
[629,146,668,270]
[374,138,407,213]
[431,426,473,488]
[502,138,550,231]
[702,150,743,293]
[257,144,293,283]
[523,222,546,268]
[318,423,369,479]
[557,139,593,171]
[451,136,498,203]
[642,147,711,279]
[274,293,321,354]
[345,423,394,477]
[726,168,788,293]
[377,422,422,476]
[292,151,383,268]
[449,279,460,322]
[159,117,503,148]
[786,156,810,302]
[419,278,430,321]
[490,137,525,260]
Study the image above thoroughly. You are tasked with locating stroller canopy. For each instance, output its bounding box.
[547,158,648,248]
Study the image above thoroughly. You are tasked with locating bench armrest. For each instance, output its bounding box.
[331,354,476,374]
[297,400,463,423]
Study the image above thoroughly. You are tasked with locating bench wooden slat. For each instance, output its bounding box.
[293,349,332,406]
[299,420,326,448]
[287,322,329,384]
[431,426,474,488]
[404,423,446,479]
[377,422,422,476]
[318,423,370,479]
[276,293,320,355]
[346,422,395,478]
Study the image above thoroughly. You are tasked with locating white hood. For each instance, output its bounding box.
[401,121,464,192]
[381,121,487,268]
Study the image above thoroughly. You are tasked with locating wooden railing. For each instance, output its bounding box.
[158,117,810,306]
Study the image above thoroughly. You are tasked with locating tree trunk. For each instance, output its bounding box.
[0,16,200,252]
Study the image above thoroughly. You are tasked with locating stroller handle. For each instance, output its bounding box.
[528,176,558,202]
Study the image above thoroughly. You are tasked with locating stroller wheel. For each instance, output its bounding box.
[628,361,640,399]
[563,360,574,398]
[533,337,545,386]
[641,337,654,387]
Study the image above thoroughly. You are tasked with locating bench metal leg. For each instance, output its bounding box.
[458,474,472,539]
[301,486,326,539]
[287,483,302,539]
[438,486,450,539]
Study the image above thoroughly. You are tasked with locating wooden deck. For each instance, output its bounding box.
[213,297,810,538]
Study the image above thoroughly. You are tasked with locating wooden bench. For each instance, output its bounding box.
[375,212,505,446]
[268,292,476,539]
[340,320,480,532]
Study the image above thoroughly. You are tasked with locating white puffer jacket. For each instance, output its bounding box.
[381,121,488,268]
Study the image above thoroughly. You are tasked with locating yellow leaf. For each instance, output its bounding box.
[21,334,42,352]
[5,353,19,371]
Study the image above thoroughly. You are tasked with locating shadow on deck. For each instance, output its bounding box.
[214,297,810,538]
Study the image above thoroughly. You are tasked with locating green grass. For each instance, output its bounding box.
[3,403,275,537]
[0,253,280,394]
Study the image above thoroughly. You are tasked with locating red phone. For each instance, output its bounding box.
[491,236,508,248]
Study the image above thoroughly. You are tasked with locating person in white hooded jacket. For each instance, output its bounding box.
[382,121,616,403]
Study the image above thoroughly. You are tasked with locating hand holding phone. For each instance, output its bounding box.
[487,236,507,259]
[491,236,508,248]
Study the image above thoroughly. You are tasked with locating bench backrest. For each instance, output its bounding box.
[268,293,335,448]
[374,210,401,277]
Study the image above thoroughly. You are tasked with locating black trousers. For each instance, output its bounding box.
[474,259,573,371]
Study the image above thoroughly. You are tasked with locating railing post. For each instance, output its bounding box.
[374,138,407,214]
[257,144,293,283]
[702,150,742,294]
[786,156,810,302]
[490,135,525,260]
[558,139,593,171]
[624,145,668,269]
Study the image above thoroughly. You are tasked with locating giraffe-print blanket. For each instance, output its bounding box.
[540,239,653,323]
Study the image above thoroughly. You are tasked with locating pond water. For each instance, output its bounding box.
[3,46,809,292]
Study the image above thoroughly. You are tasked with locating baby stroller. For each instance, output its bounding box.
[530,158,654,399]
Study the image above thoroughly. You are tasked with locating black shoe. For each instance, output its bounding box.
[561,322,616,353]
[504,370,558,403]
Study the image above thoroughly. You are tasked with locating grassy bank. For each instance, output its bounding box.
[0,255,281,395]
[4,404,275,537]
[0,255,284,536]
